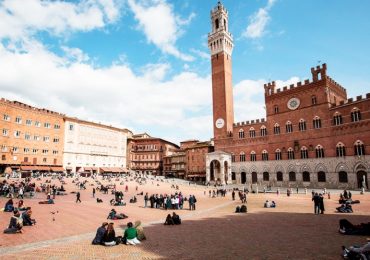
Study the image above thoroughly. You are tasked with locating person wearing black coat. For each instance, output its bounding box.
[319,193,325,214]
[92,222,108,245]
[312,192,320,214]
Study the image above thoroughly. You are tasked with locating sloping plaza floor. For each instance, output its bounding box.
[0,176,369,259]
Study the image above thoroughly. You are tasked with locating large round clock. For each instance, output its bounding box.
[215,118,225,129]
[287,97,300,110]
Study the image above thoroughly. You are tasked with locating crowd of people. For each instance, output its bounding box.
[143,192,197,211]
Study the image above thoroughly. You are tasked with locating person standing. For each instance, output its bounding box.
[319,193,325,214]
[312,192,320,214]
[188,195,194,211]
[92,188,95,198]
[232,190,235,200]
[76,191,81,203]
[18,186,24,199]
[144,192,149,208]
[192,195,197,210]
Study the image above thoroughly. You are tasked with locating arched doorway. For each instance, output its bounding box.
[210,160,221,181]
[357,171,368,189]
[252,172,257,184]
[241,172,247,184]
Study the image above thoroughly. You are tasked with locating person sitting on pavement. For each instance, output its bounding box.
[336,203,353,213]
[4,199,14,212]
[172,212,181,225]
[264,200,271,208]
[3,210,23,234]
[129,196,137,203]
[134,220,146,241]
[22,208,36,226]
[103,223,117,246]
[124,222,141,245]
[96,198,103,203]
[164,214,174,225]
[17,200,27,211]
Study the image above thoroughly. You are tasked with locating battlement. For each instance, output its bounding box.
[332,93,370,108]
[233,118,266,127]
[326,75,346,94]
[0,98,65,117]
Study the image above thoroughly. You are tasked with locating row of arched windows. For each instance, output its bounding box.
[238,107,362,139]
[231,141,366,162]
[333,108,362,126]
[246,171,349,183]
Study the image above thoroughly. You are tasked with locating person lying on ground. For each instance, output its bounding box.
[342,238,370,259]
[339,219,370,235]
[107,209,128,220]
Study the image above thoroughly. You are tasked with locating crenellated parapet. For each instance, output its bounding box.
[0,98,65,117]
[233,118,266,127]
[331,93,370,108]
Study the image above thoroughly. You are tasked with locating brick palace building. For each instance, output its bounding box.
[164,140,214,181]
[206,2,369,189]
[127,133,179,176]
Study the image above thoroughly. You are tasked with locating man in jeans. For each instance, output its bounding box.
[312,192,320,214]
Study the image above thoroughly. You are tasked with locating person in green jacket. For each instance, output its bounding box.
[124,222,141,245]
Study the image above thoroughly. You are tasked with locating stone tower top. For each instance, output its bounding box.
[208,1,233,56]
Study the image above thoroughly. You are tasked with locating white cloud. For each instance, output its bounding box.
[190,48,209,60]
[0,41,210,143]
[0,0,121,40]
[127,0,194,61]
[61,46,90,63]
[242,0,276,39]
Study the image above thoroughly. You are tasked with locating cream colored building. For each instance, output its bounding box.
[63,117,131,174]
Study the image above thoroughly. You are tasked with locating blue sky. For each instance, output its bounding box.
[0,0,369,144]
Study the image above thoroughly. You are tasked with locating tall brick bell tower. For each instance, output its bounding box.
[208,1,234,141]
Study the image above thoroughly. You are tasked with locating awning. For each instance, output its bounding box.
[50,166,65,172]
[20,165,36,171]
[38,166,51,171]
[66,167,73,170]
[100,167,126,173]
[187,174,206,177]
[84,167,92,171]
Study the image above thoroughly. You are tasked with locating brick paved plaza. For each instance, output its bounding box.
[0,176,369,260]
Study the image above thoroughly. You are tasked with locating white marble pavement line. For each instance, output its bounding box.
[0,200,236,256]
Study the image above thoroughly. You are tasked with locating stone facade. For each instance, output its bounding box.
[63,117,130,174]
[206,2,370,189]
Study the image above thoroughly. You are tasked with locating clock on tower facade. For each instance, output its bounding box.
[208,1,234,142]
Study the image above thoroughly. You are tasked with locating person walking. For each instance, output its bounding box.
[92,188,96,198]
[76,191,81,203]
[312,192,320,214]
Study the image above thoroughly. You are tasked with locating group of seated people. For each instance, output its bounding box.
[235,205,247,213]
[107,209,128,220]
[3,202,36,234]
[339,193,359,205]
[92,221,145,246]
[164,212,181,225]
[264,200,276,208]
